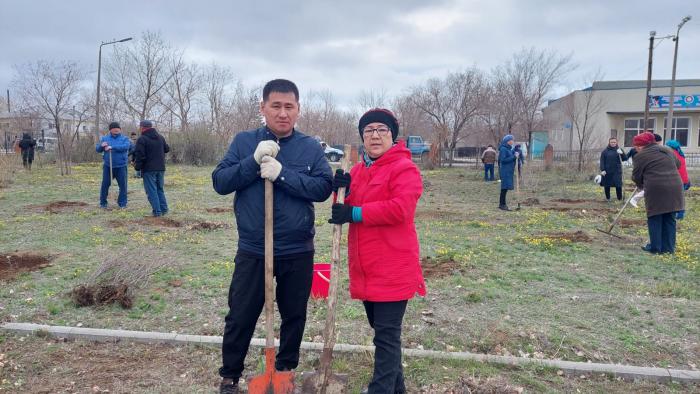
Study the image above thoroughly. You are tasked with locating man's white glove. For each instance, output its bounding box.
[629,190,645,208]
[617,148,624,155]
[260,156,282,182]
[594,175,602,184]
[600,170,606,176]
[253,140,280,164]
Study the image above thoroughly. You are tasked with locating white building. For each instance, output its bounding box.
[543,79,700,153]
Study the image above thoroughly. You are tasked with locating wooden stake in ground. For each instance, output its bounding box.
[248,179,295,394]
[301,145,352,394]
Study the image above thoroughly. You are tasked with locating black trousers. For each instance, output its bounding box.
[363,300,408,394]
[499,189,508,206]
[604,186,622,200]
[219,251,314,380]
[647,213,676,254]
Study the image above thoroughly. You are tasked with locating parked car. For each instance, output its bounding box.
[320,141,344,162]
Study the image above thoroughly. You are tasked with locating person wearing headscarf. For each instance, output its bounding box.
[665,139,690,219]
[631,132,684,254]
[497,134,516,210]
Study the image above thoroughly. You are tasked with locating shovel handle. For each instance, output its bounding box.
[264,179,274,348]
[319,144,352,393]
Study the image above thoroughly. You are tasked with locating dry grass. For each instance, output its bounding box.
[0,154,22,188]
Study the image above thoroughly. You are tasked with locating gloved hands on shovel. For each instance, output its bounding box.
[332,169,351,194]
[328,203,361,224]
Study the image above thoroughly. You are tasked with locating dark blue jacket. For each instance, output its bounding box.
[212,127,333,256]
[96,133,131,168]
[498,143,515,190]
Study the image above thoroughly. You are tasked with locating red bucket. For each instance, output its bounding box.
[311,263,331,299]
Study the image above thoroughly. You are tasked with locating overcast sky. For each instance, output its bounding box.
[1,0,698,108]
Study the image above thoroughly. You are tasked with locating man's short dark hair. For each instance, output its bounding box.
[262,79,299,102]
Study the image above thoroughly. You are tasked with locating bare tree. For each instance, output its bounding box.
[161,54,202,133]
[392,94,433,140]
[479,69,523,146]
[106,31,175,121]
[501,48,574,147]
[12,60,86,175]
[202,63,234,141]
[298,89,354,144]
[564,72,606,171]
[410,68,486,166]
[356,89,388,114]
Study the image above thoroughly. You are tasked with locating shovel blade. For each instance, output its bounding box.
[299,371,348,394]
[248,370,295,394]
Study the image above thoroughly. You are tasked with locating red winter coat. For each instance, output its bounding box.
[671,150,689,185]
[344,141,426,302]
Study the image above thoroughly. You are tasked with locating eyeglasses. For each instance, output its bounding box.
[362,126,391,136]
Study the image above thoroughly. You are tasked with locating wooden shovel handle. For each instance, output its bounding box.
[319,144,352,393]
[264,179,274,348]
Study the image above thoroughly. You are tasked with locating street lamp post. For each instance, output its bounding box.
[94,37,132,141]
[642,31,655,133]
[665,15,691,142]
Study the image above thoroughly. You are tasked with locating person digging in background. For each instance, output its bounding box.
[481,144,497,181]
[212,79,332,394]
[498,134,516,211]
[598,137,627,202]
[133,120,170,217]
[631,132,684,254]
[665,139,690,219]
[18,133,36,170]
[329,108,425,394]
[513,143,525,184]
[95,122,131,209]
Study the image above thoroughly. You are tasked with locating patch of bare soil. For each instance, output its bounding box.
[135,216,182,228]
[520,197,540,206]
[452,376,524,394]
[69,283,133,309]
[543,230,592,243]
[0,253,52,280]
[551,198,596,204]
[206,207,232,213]
[27,200,88,214]
[189,221,229,231]
[619,218,647,228]
[421,257,462,278]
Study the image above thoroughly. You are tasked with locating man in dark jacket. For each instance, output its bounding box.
[481,144,497,181]
[133,120,170,216]
[18,133,37,170]
[498,135,516,210]
[599,137,628,201]
[96,122,132,208]
[212,79,333,393]
[631,132,684,254]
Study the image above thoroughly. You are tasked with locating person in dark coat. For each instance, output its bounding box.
[18,133,37,170]
[631,132,684,254]
[212,79,333,394]
[481,144,497,181]
[599,137,628,201]
[133,120,170,216]
[498,134,516,211]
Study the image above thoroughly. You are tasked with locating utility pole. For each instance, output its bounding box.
[665,15,692,142]
[94,37,132,141]
[642,31,655,134]
[5,89,9,113]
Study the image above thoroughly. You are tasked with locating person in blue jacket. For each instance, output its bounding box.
[498,134,516,211]
[212,79,333,394]
[95,122,131,208]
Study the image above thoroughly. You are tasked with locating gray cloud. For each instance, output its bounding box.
[1,0,698,108]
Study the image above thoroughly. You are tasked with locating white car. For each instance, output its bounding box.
[320,142,344,162]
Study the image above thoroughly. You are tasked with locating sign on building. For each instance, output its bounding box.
[649,94,700,109]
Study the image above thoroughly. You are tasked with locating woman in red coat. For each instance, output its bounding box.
[329,108,425,393]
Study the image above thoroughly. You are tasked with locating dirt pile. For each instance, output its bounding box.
[543,230,592,243]
[520,197,540,206]
[206,207,232,213]
[135,216,182,228]
[0,253,52,280]
[420,257,461,278]
[453,376,524,394]
[28,200,88,214]
[189,221,229,231]
[619,218,646,228]
[70,283,132,309]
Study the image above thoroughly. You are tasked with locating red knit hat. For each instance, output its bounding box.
[633,132,656,147]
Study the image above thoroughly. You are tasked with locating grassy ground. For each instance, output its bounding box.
[0,160,698,392]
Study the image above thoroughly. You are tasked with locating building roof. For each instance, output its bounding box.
[592,79,700,90]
